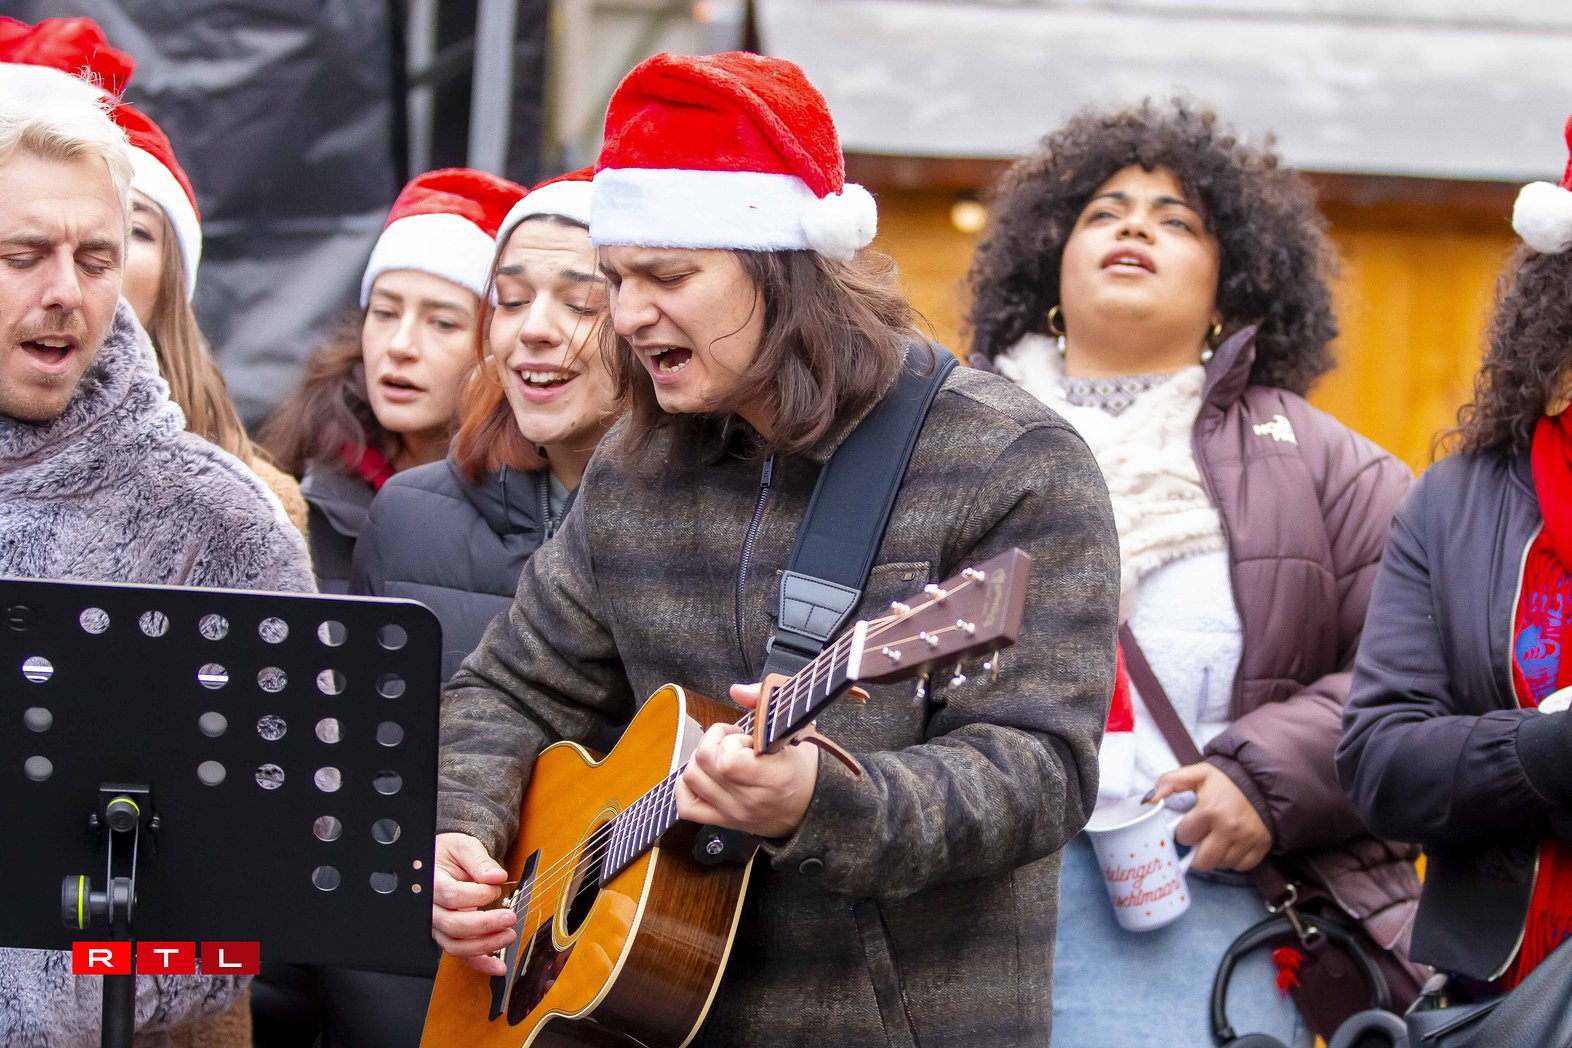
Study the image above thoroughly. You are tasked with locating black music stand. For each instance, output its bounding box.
[0,578,442,1048]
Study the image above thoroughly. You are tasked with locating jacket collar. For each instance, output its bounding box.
[0,301,183,497]
[1201,324,1260,412]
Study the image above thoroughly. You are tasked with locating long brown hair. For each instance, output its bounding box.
[606,248,918,464]
[1444,246,1572,457]
[139,210,274,468]
[260,312,395,477]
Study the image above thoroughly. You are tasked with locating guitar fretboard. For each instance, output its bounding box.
[600,633,854,880]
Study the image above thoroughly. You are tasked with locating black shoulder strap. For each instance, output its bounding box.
[763,342,957,677]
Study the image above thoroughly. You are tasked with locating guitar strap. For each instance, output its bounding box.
[761,341,957,678]
[694,343,954,866]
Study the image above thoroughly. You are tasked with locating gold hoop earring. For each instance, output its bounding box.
[1046,305,1066,337]
[1200,319,1223,364]
[1210,319,1224,342]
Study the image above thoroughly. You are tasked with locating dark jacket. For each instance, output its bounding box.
[352,461,560,679]
[439,364,1121,1047]
[1338,449,1572,980]
[299,461,374,593]
[1186,330,1420,949]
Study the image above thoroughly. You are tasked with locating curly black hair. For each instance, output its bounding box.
[1447,246,1572,456]
[966,99,1338,396]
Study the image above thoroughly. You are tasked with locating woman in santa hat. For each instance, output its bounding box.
[966,99,1422,1045]
[1341,116,1572,997]
[429,50,1118,1048]
[263,167,526,591]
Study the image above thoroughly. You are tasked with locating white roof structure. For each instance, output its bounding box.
[756,0,1572,183]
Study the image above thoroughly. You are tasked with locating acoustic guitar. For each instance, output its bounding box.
[421,548,1032,1047]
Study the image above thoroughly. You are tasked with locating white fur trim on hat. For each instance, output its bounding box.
[360,212,496,305]
[591,167,877,260]
[1513,180,1572,255]
[129,146,202,300]
[1096,730,1136,806]
[498,180,593,244]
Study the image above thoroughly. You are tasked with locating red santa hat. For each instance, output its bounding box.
[361,168,526,306]
[497,166,595,245]
[113,103,203,300]
[0,16,133,96]
[1098,645,1137,804]
[1513,115,1572,255]
[591,51,876,262]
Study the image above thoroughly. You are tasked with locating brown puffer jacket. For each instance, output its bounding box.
[1191,327,1421,955]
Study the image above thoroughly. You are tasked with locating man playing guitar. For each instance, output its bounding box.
[430,51,1119,1047]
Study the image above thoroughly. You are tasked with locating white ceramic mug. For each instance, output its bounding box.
[1084,796,1194,932]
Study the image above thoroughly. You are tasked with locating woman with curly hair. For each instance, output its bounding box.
[967,99,1421,1044]
[262,168,525,590]
[1339,118,1572,995]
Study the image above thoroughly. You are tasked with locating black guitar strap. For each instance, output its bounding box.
[761,341,957,678]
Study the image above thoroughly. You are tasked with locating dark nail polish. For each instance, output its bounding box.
[1141,789,1156,804]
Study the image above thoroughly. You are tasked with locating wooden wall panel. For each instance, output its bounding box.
[871,186,1518,473]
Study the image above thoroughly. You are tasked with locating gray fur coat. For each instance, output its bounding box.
[0,303,314,1047]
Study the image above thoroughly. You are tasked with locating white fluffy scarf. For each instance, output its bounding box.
[997,334,1224,619]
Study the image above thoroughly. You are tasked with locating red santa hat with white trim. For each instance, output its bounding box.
[590,51,876,262]
[497,166,595,246]
[1513,115,1572,255]
[361,168,526,306]
[114,103,203,300]
[0,16,133,96]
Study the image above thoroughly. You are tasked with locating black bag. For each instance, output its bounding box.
[1405,936,1572,1047]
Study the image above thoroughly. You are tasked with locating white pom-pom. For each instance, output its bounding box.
[1513,181,1572,254]
[800,182,877,262]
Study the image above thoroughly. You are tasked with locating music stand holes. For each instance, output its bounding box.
[256,764,285,790]
[313,816,343,842]
[375,722,404,748]
[312,866,341,892]
[139,611,170,638]
[197,663,229,690]
[316,669,346,696]
[257,715,287,742]
[411,883,422,894]
[79,607,110,634]
[317,620,347,647]
[370,872,398,895]
[258,617,289,644]
[198,712,228,738]
[24,707,52,732]
[412,859,424,871]
[371,819,401,845]
[258,667,287,693]
[21,656,53,683]
[377,624,407,651]
[373,771,403,797]
[315,718,342,744]
[198,614,230,641]
[25,756,53,782]
[376,673,405,699]
[314,767,343,793]
[197,760,227,786]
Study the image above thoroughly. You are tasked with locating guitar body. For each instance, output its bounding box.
[422,685,753,1048]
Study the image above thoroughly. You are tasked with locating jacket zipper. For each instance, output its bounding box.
[1188,417,1248,719]
[735,456,775,669]
[1492,521,1544,982]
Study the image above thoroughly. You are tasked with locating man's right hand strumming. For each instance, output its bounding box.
[431,832,518,976]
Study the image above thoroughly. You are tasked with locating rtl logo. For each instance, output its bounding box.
[71,941,260,975]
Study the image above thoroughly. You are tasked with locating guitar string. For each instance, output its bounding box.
[491,578,986,930]
[491,577,985,931]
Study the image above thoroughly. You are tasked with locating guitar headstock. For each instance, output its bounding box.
[848,548,1031,685]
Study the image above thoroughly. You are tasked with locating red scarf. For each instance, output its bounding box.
[337,442,396,492]
[1505,414,1572,987]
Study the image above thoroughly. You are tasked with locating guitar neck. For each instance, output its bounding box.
[600,631,860,880]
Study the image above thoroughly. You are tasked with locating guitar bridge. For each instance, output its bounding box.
[487,850,539,1022]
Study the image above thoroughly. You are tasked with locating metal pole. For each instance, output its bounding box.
[407,0,439,174]
[468,0,520,173]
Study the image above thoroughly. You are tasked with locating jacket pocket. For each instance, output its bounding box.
[853,898,918,1048]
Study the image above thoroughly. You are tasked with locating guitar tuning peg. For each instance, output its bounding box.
[948,661,967,689]
[914,672,930,703]
[980,650,1000,685]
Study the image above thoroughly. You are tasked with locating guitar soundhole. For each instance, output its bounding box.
[562,852,602,937]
